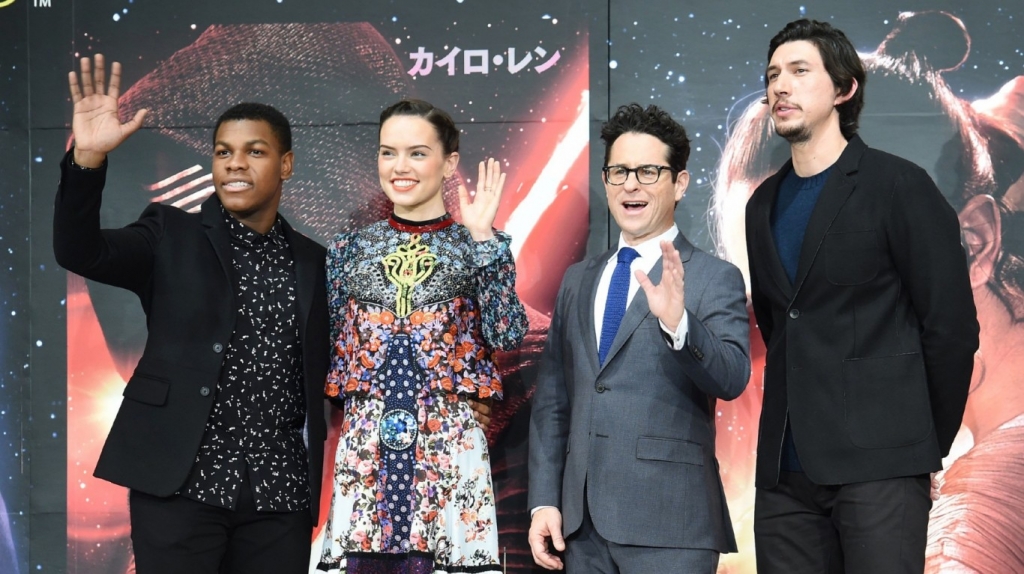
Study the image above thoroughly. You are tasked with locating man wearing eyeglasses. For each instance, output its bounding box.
[527,103,750,573]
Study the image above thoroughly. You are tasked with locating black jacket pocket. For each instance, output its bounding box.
[123,375,170,406]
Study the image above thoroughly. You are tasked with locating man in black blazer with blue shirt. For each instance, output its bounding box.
[745,20,980,574]
[54,55,329,574]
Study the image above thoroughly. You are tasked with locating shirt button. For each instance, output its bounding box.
[596,384,607,393]
[212,343,224,353]
[789,309,800,319]
[199,386,211,397]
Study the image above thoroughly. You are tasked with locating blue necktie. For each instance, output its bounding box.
[598,247,640,365]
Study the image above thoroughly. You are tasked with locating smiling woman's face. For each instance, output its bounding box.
[377,115,459,221]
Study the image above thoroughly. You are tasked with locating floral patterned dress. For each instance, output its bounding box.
[317,214,527,574]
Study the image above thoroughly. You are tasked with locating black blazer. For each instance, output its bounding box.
[745,136,979,488]
[53,151,330,521]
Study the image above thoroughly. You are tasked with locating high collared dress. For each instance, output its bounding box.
[317,214,527,574]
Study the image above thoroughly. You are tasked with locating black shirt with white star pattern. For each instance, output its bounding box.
[180,208,310,512]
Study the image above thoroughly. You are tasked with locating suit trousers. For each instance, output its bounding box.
[565,490,719,574]
[128,469,312,574]
[754,470,931,574]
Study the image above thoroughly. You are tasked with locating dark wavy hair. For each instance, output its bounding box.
[379,99,460,155]
[600,103,690,180]
[764,19,866,140]
[214,102,292,152]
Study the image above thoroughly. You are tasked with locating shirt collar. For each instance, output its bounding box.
[615,226,679,261]
[221,205,284,247]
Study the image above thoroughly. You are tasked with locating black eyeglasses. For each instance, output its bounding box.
[602,164,675,185]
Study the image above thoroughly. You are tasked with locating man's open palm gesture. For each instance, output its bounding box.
[68,54,147,167]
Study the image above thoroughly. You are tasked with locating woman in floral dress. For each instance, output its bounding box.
[318,99,528,574]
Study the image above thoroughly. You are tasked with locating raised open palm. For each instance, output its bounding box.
[636,240,686,332]
[458,157,507,241]
[68,54,147,167]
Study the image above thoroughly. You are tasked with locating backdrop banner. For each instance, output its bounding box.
[5,1,1022,573]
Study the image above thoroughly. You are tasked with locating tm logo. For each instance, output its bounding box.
[0,0,55,6]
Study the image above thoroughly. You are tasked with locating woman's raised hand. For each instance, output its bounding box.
[458,158,507,241]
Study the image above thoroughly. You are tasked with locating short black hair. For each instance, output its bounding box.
[600,103,690,179]
[379,99,460,155]
[213,102,292,152]
[765,19,866,140]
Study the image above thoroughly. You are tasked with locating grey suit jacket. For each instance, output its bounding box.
[528,232,750,551]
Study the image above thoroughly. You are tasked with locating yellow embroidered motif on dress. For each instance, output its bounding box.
[382,233,437,317]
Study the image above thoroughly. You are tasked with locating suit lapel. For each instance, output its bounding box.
[200,195,235,289]
[754,163,797,301]
[581,250,612,375]
[791,137,866,293]
[281,217,317,346]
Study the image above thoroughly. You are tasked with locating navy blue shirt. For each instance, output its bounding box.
[770,165,831,472]
[771,167,832,284]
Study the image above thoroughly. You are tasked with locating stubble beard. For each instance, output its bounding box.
[775,120,811,144]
